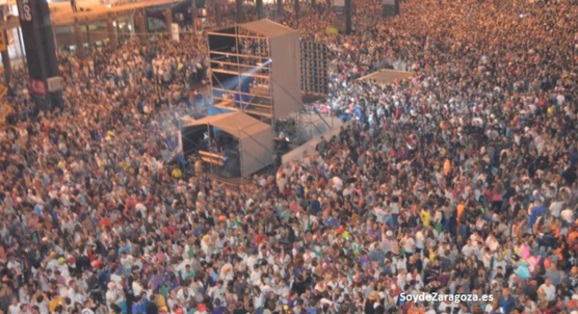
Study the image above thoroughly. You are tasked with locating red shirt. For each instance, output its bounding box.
[254,233,268,245]
[99,217,112,230]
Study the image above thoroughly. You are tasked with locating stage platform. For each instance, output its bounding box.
[213,99,273,119]
[213,87,328,121]
[295,112,344,144]
[282,116,351,165]
[358,69,414,84]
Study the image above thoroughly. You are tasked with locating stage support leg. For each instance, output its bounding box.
[85,24,92,54]
[191,0,198,28]
[135,12,147,42]
[276,0,283,18]
[0,11,10,86]
[256,0,264,19]
[236,0,243,22]
[164,9,173,36]
[73,22,84,57]
[214,0,222,27]
[107,17,117,51]
[344,0,352,34]
[1,34,11,87]
[294,0,300,21]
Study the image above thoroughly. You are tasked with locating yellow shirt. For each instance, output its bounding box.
[157,294,168,312]
[429,251,437,262]
[420,210,431,228]
[457,203,465,222]
[49,296,63,312]
[172,168,183,178]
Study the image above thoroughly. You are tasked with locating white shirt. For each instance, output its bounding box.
[401,237,415,253]
[561,209,574,223]
[415,231,425,249]
[461,244,474,257]
[438,301,457,313]
[253,293,265,309]
[176,287,195,303]
[250,267,264,286]
[106,288,123,307]
[539,283,556,301]
[132,281,143,297]
[549,201,564,217]
[220,263,234,282]
[332,177,343,191]
[394,256,407,272]
[8,304,20,314]
[397,273,406,288]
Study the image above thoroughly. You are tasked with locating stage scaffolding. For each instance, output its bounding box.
[207,19,302,122]
[205,19,333,178]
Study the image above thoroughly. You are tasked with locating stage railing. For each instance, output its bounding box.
[199,150,226,166]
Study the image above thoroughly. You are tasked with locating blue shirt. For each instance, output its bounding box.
[499,296,516,314]
[132,298,148,314]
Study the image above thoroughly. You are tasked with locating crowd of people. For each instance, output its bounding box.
[1,0,578,313]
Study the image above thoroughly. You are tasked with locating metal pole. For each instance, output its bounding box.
[208,123,214,177]
[344,0,352,34]
[214,0,222,27]
[236,0,243,23]
[51,22,58,54]
[74,21,84,57]
[191,0,198,28]
[116,16,121,44]
[256,0,264,19]
[238,127,242,180]
[164,9,173,36]
[17,27,27,70]
[276,0,283,18]
[0,10,11,86]
[294,0,300,21]
[108,16,117,51]
[234,27,241,112]
[85,23,91,53]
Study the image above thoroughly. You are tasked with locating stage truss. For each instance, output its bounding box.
[207,19,302,122]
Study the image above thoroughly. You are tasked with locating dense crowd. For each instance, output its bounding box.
[1,0,578,313]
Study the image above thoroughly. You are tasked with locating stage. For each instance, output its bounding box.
[358,69,414,84]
